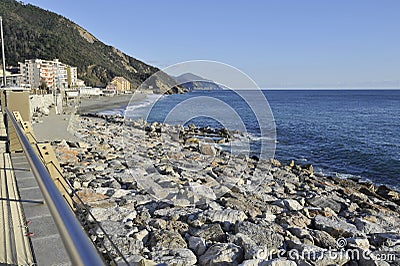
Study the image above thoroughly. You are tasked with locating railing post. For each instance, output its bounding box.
[2,88,30,152]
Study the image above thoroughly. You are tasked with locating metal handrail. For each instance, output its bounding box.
[5,108,105,266]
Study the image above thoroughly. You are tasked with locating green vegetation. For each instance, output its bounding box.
[0,0,181,91]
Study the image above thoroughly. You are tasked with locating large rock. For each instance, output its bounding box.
[369,233,400,248]
[192,223,226,242]
[153,207,202,221]
[151,248,197,266]
[232,233,264,260]
[376,185,400,203]
[74,188,109,205]
[88,206,132,222]
[307,196,343,214]
[309,230,338,249]
[308,251,350,266]
[314,215,360,237]
[346,237,370,250]
[200,143,217,156]
[148,230,187,250]
[263,258,297,266]
[199,243,244,266]
[276,212,311,229]
[185,182,217,204]
[354,218,385,234]
[201,209,248,224]
[220,195,263,218]
[273,199,303,211]
[98,221,136,256]
[188,236,207,256]
[235,221,284,250]
[239,258,297,266]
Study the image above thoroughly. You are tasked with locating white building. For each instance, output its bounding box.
[19,59,77,91]
[67,66,78,88]
[53,59,68,89]
[79,87,102,96]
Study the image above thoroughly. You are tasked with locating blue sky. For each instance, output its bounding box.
[23,0,400,88]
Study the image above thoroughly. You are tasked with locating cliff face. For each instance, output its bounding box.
[0,0,184,92]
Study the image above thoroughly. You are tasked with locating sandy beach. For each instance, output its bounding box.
[77,93,147,114]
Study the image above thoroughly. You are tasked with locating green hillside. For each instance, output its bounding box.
[0,0,182,91]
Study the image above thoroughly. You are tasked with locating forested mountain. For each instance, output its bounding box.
[0,0,183,92]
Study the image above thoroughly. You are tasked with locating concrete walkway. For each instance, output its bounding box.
[0,112,72,265]
[0,113,34,265]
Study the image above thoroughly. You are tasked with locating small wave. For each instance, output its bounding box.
[218,141,251,154]
[314,167,369,183]
[246,133,275,142]
[297,158,308,162]
[97,108,124,116]
[125,95,162,113]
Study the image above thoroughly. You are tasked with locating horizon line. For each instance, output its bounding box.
[257,87,400,90]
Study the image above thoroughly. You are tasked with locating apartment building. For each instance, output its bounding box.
[67,66,78,88]
[109,76,131,93]
[19,59,77,91]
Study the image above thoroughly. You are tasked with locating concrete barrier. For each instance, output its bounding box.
[30,94,63,118]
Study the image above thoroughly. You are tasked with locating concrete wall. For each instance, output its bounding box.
[30,94,63,118]
[30,95,53,114]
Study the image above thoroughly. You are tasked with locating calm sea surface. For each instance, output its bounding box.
[107,90,400,190]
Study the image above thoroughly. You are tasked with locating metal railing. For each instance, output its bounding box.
[5,108,105,266]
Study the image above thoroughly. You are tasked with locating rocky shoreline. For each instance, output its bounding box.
[52,113,400,266]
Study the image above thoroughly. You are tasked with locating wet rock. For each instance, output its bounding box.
[199,243,244,266]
